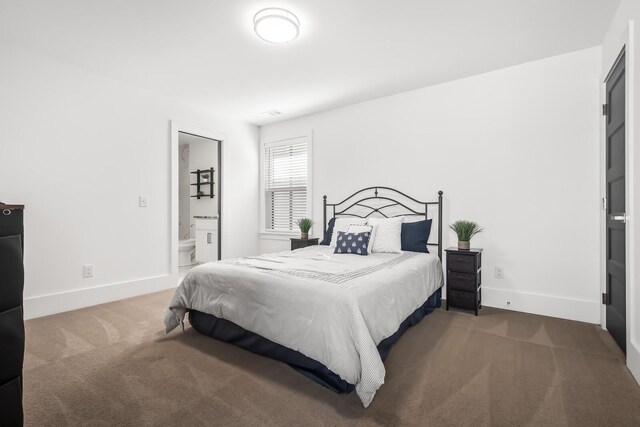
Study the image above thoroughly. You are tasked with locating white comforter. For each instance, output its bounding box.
[164,246,443,407]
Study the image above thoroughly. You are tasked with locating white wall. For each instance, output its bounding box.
[0,42,260,319]
[601,0,640,383]
[188,138,219,226]
[260,47,602,324]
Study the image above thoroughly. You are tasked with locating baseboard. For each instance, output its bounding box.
[628,341,640,385]
[23,274,177,320]
[480,286,600,324]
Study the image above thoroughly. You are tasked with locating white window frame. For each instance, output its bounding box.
[260,132,312,236]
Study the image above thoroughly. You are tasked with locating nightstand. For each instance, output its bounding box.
[290,237,319,251]
[445,247,482,315]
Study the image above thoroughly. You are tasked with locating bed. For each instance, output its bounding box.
[165,187,444,407]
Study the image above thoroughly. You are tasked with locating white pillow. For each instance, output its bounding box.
[402,215,426,223]
[330,217,368,246]
[367,217,402,253]
[347,224,375,252]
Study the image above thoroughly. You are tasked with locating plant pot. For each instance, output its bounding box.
[458,240,470,250]
[301,232,309,239]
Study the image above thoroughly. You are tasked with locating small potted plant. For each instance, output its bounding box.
[296,218,313,239]
[450,220,483,250]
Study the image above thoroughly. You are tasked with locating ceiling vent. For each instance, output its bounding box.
[262,110,282,117]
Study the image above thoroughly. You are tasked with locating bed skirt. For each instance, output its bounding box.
[188,287,441,394]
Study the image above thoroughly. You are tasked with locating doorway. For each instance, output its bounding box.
[171,122,225,279]
[604,49,626,353]
[178,132,222,264]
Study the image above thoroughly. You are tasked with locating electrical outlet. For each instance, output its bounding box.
[139,195,148,207]
[495,266,504,279]
[83,264,94,278]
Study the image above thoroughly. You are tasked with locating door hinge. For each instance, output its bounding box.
[602,197,607,211]
[602,292,610,305]
[602,104,608,116]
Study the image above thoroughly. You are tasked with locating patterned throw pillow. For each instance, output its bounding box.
[333,231,371,256]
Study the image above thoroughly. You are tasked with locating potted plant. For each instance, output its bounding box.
[449,220,483,250]
[296,218,313,239]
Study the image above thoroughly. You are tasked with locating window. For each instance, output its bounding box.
[264,137,310,232]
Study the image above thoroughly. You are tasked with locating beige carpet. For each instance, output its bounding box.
[23,289,640,426]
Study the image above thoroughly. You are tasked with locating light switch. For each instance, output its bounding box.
[139,195,148,207]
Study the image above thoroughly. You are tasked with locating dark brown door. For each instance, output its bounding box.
[605,50,626,353]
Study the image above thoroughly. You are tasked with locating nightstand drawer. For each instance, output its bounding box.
[290,238,319,251]
[448,271,477,291]
[448,289,477,310]
[448,253,477,273]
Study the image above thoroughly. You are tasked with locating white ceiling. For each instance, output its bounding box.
[0,0,620,125]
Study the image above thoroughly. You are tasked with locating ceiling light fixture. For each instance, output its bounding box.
[253,7,300,44]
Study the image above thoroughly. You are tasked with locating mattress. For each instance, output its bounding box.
[165,245,444,407]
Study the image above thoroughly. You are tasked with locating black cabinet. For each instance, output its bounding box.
[445,247,482,316]
[290,238,319,251]
[0,204,24,426]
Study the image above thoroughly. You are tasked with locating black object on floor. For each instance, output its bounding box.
[0,204,25,426]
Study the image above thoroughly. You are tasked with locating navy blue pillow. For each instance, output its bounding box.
[333,231,371,255]
[401,219,432,253]
[320,218,336,245]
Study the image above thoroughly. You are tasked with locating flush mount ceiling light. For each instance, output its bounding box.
[253,7,300,43]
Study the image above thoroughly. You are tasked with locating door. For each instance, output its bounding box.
[604,50,626,353]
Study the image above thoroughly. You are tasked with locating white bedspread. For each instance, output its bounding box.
[164,245,443,407]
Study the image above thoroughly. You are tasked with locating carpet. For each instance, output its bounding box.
[23,289,640,426]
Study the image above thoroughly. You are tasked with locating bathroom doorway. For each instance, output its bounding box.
[176,131,222,275]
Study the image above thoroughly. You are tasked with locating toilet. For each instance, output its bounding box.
[178,238,196,267]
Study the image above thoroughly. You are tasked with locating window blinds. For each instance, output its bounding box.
[265,139,308,231]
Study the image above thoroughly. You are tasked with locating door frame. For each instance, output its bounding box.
[600,21,638,382]
[170,120,228,277]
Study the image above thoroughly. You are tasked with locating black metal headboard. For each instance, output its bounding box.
[323,187,444,259]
